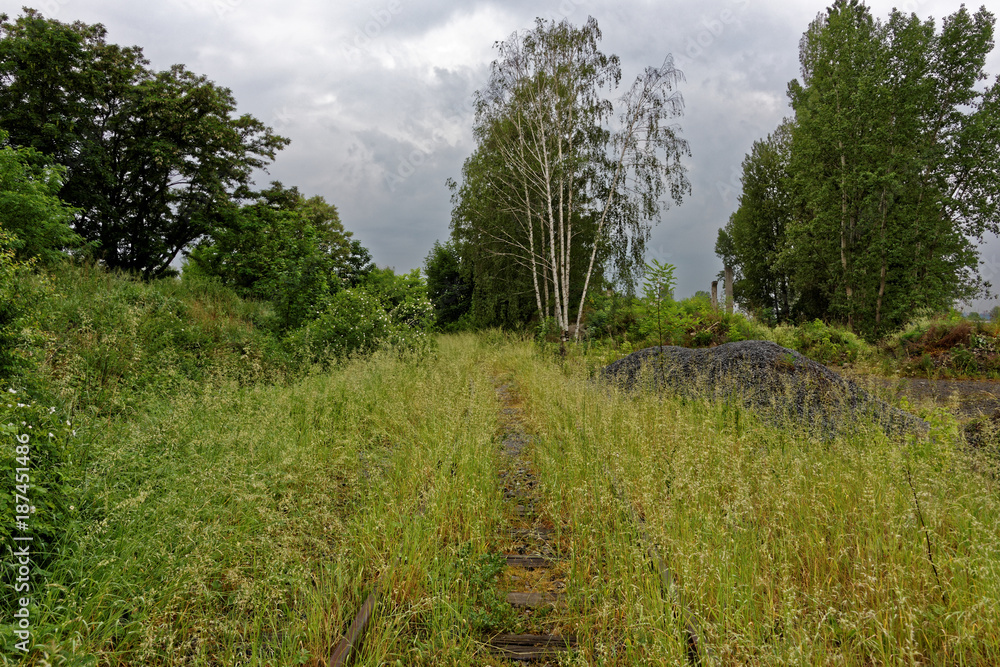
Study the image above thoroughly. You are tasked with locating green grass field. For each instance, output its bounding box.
[5,330,1000,665]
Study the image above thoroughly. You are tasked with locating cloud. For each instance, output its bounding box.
[13,0,1000,308]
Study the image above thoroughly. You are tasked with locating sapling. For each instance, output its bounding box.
[642,259,677,389]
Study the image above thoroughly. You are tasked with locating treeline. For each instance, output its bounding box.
[717,0,1000,340]
[0,8,433,372]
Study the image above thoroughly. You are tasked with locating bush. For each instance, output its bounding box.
[772,319,870,365]
[882,313,1000,378]
[0,130,83,265]
[287,287,434,364]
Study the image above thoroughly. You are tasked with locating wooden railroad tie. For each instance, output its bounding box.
[487,633,578,662]
[504,554,555,569]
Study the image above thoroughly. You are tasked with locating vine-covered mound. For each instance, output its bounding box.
[602,340,927,439]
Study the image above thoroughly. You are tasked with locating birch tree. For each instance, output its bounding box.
[455,16,691,338]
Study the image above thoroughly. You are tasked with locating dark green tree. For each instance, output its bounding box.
[0,9,288,277]
[717,121,795,324]
[338,239,375,288]
[717,121,794,322]
[185,183,352,329]
[723,2,999,339]
[447,144,553,329]
[0,130,82,263]
[423,239,472,330]
[784,1,999,338]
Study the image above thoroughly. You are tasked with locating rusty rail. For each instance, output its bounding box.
[607,469,716,667]
[329,585,379,667]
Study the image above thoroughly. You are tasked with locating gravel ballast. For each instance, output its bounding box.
[602,340,927,439]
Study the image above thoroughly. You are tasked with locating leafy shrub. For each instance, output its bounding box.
[287,287,434,364]
[883,313,1000,378]
[0,130,84,265]
[773,319,870,365]
[720,312,773,344]
[360,268,435,330]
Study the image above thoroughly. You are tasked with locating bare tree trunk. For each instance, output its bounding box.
[545,175,564,332]
[515,112,545,323]
[839,147,853,330]
[536,98,565,333]
[557,119,568,339]
[876,185,888,327]
[724,265,734,314]
[711,280,718,311]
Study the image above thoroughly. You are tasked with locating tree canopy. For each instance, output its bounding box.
[719,1,1000,339]
[185,182,356,330]
[0,129,82,264]
[423,240,472,330]
[0,9,288,277]
[716,121,794,325]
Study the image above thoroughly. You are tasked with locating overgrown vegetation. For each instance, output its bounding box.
[0,260,434,643]
[510,338,1000,664]
[3,2,1000,664]
[2,333,504,665]
[5,329,998,664]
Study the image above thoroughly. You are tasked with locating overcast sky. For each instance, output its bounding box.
[19,0,1000,310]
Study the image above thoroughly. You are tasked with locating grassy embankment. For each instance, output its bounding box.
[3,265,506,665]
[4,265,1000,664]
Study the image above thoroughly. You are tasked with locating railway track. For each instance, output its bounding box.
[328,373,714,665]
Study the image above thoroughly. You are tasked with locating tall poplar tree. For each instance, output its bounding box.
[722,1,1000,339]
[789,1,999,338]
[717,121,795,324]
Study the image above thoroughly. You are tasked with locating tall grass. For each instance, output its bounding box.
[498,339,1000,664]
[8,328,1000,664]
[28,265,290,417]
[6,335,509,665]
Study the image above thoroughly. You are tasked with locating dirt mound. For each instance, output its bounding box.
[602,340,927,439]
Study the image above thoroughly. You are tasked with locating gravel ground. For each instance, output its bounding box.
[602,340,928,440]
[866,376,1000,420]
